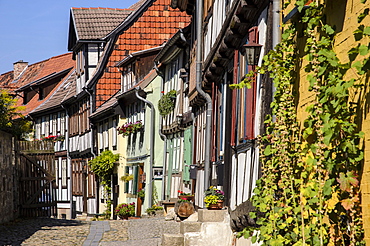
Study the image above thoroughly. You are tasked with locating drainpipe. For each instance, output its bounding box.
[272,0,281,49]
[196,0,212,193]
[271,0,281,123]
[135,87,155,208]
[154,63,168,201]
[83,87,98,215]
[61,104,73,219]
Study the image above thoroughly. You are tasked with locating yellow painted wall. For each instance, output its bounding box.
[292,0,370,242]
[115,117,129,205]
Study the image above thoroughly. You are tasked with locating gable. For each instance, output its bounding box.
[68,7,134,51]
[92,0,191,109]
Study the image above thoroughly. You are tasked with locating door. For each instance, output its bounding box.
[15,141,57,217]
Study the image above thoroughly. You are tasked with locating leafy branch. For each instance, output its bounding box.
[89,150,119,219]
[235,0,367,244]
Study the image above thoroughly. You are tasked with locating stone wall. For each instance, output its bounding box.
[0,131,15,223]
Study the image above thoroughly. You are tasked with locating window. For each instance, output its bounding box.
[60,112,65,135]
[194,106,207,164]
[39,87,44,100]
[237,27,258,141]
[112,117,117,149]
[103,121,109,149]
[72,159,83,196]
[77,50,85,77]
[87,159,95,198]
[124,166,134,194]
[55,159,59,188]
[61,159,67,188]
[172,133,183,172]
[35,118,41,139]
[164,58,180,92]
[98,123,103,150]
[41,116,46,137]
[121,64,135,93]
[52,114,57,136]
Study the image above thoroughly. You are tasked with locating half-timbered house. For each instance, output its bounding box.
[81,0,190,215]
[154,28,194,202]
[0,53,75,218]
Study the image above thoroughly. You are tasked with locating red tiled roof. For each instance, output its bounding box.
[0,53,75,117]
[31,70,76,115]
[93,0,191,108]
[3,53,74,89]
[0,71,16,91]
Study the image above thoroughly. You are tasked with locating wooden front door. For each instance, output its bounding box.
[136,165,144,216]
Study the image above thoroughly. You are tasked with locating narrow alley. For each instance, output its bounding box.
[0,216,180,246]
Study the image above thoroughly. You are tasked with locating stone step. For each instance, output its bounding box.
[180,221,202,234]
[75,213,88,221]
[184,232,201,246]
[197,209,228,222]
[162,233,184,246]
[128,217,181,240]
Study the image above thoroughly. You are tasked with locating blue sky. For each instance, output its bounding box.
[0,0,138,73]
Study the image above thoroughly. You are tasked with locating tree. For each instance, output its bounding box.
[0,90,32,139]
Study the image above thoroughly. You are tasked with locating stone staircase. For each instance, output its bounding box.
[162,209,234,246]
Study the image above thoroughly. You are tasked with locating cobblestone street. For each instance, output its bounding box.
[0,217,179,246]
[0,218,90,246]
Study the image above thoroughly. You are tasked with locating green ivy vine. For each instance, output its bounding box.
[89,150,120,219]
[234,0,369,245]
[158,89,177,116]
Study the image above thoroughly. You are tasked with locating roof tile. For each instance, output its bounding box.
[0,53,74,116]
[71,7,133,40]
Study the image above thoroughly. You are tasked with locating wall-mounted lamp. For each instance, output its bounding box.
[243,42,263,66]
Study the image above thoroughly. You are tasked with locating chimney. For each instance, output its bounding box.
[13,60,28,79]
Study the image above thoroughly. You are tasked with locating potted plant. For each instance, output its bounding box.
[137,188,145,200]
[178,190,194,202]
[117,120,143,137]
[121,173,134,182]
[204,186,224,209]
[158,89,177,116]
[114,202,135,220]
[146,205,164,217]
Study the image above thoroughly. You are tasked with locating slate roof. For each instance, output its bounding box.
[71,7,133,40]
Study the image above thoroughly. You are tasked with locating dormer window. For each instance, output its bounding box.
[121,63,135,93]
[22,88,37,105]
[39,87,44,100]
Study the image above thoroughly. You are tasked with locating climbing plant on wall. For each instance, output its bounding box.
[89,150,119,219]
[235,0,369,244]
